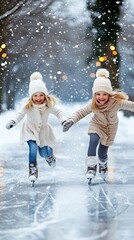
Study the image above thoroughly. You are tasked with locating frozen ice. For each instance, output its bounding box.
[0,103,134,239]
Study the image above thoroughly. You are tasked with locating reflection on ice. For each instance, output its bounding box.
[0,179,133,240]
[87,183,131,224]
[0,184,58,240]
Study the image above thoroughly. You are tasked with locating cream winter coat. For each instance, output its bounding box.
[68,98,134,146]
[12,103,65,147]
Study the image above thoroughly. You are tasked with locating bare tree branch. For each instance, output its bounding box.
[0,0,55,20]
[0,0,28,20]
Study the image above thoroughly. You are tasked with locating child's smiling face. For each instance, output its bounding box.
[32,92,46,105]
[95,91,109,105]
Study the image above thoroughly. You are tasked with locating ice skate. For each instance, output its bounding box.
[46,154,56,167]
[29,163,38,186]
[99,160,108,181]
[85,156,97,184]
[86,165,97,184]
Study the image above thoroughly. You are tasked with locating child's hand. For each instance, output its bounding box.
[6,120,16,130]
[63,120,73,132]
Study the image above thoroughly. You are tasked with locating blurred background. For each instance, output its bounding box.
[0,0,134,112]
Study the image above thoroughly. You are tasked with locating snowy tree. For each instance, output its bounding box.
[0,0,133,113]
[0,0,91,112]
[86,0,123,89]
[0,0,56,111]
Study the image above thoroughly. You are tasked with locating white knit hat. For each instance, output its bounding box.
[29,72,48,97]
[92,68,112,94]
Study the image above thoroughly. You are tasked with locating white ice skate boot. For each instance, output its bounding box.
[46,154,56,167]
[29,163,38,185]
[85,156,97,183]
[99,159,108,180]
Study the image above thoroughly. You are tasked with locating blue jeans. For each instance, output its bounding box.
[87,133,109,162]
[27,140,53,164]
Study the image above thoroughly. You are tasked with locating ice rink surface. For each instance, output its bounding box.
[0,108,134,240]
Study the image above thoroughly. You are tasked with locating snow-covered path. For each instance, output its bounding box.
[0,105,134,240]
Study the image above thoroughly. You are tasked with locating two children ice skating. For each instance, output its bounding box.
[63,68,134,182]
[6,68,134,184]
[6,72,65,183]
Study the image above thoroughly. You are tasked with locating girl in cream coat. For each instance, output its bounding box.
[6,72,65,183]
[63,68,134,182]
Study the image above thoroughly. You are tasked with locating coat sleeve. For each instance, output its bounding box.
[12,108,26,124]
[67,103,92,123]
[50,106,66,124]
[119,100,134,112]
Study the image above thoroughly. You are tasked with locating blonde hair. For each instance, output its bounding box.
[91,91,129,111]
[24,94,58,110]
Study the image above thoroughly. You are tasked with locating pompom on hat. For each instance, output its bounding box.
[29,72,48,97]
[92,68,112,95]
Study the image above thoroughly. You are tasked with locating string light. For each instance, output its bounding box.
[1,43,6,49]
[112,50,118,55]
[90,73,96,78]
[99,56,105,62]
[110,45,115,51]
[2,53,7,58]
[96,61,101,67]
[96,45,118,66]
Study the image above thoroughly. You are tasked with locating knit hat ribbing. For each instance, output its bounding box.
[92,68,112,95]
[29,72,48,97]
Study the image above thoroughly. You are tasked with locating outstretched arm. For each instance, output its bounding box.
[63,103,92,132]
[5,108,26,130]
[64,103,92,124]
[50,106,66,125]
[119,99,134,112]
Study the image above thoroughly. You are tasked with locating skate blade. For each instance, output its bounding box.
[100,172,108,180]
[29,175,37,182]
[88,178,92,185]
[29,177,36,187]
[86,172,95,180]
[47,161,56,167]
[51,162,56,168]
